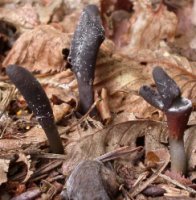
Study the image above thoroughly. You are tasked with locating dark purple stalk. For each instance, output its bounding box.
[6,65,64,154]
[67,4,105,116]
[139,66,192,174]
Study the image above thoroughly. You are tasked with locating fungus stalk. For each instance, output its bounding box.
[166,98,192,174]
[66,4,105,116]
[139,66,192,174]
[6,65,64,154]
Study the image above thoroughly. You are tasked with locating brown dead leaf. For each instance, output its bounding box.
[53,103,71,122]
[122,1,177,53]
[0,125,68,152]
[62,120,168,174]
[0,3,39,33]
[94,46,154,120]
[61,10,81,33]
[3,25,70,73]
[0,158,10,186]
[0,126,47,151]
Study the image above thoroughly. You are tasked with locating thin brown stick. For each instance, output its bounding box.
[96,146,143,162]
[130,156,170,197]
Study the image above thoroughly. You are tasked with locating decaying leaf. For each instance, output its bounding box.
[0,158,10,185]
[0,126,47,151]
[53,103,72,122]
[0,82,15,113]
[16,153,33,183]
[3,25,70,73]
[35,0,64,24]
[62,120,168,174]
[122,1,177,53]
[0,3,39,33]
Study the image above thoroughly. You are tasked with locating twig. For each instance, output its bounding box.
[96,146,143,162]
[66,98,101,131]
[130,156,170,197]
[153,171,196,195]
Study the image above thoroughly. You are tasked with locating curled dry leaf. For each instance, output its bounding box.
[16,153,33,183]
[126,48,195,105]
[3,25,70,73]
[53,103,71,122]
[128,47,194,73]
[122,1,177,53]
[0,158,10,186]
[163,0,192,35]
[95,88,112,124]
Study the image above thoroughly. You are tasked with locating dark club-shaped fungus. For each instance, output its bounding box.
[139,66,192,175]
[66,4,105,116]
[6,65,64,154]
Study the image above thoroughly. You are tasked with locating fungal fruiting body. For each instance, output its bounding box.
[6,65,64,154]
[67,4,105,116]
[166,98,192,173]
[139,66,192,174]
